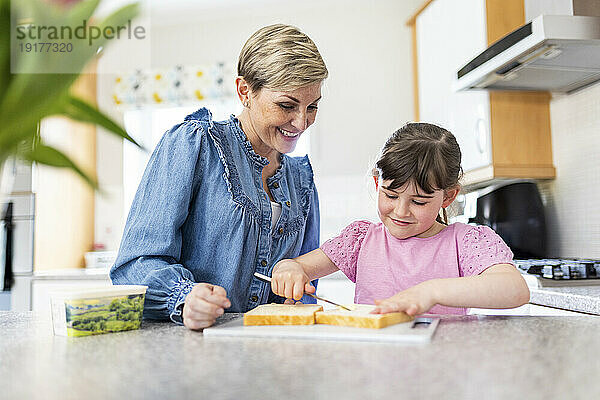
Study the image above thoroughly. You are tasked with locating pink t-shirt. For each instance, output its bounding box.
[320,221,514,315]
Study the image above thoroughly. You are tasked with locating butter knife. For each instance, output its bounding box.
[254,272,352,311]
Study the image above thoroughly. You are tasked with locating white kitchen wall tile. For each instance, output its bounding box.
[545,81,600,258]
[317,174,379,244]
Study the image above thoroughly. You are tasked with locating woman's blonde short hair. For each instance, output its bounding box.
[238,24,328,93]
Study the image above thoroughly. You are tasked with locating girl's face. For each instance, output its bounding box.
[237,81,322,158]
[377,179,458,239]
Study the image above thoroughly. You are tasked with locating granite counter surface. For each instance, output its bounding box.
[2,311,600,400]
[522,274,600,314]
[530,286,600,314]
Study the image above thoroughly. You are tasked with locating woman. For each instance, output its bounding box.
[110,24,328,330]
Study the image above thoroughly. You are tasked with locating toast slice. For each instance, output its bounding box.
[243,304,324,326]
[315,304,414,329]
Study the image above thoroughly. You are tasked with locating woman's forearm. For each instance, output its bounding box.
[427,265,530,309]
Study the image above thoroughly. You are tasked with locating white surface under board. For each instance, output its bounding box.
[203,316,439,344]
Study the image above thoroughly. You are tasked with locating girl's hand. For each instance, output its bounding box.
[371,282,436,316]
[271,259,315,301]
[182,283,231,330]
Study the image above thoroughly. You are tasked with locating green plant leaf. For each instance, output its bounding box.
[23,142,98,189]
[0,0,98,116]
[0,0,140,189]
[62,95,144,149]
[0,0,139,149]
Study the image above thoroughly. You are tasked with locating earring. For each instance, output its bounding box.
[244,100,249,107]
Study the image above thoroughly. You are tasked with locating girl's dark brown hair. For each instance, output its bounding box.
[375,122,463,224]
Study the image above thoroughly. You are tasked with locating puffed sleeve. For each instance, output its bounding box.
[110,119,205,324]
[320,220,372,283]
[458,225,515,277]
[299,185,320,256]
[295,185,320,304]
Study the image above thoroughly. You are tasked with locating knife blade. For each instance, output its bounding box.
[254,272,352,311]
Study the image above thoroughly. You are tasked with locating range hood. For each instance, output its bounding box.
[455,15,600,93]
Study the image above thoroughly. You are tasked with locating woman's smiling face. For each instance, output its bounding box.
[238,81,322,157]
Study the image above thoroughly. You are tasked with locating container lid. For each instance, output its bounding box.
[49,285,148,300]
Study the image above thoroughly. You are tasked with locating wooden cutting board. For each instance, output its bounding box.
[203,316,439,344]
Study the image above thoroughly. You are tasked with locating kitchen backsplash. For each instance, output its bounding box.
[538,81,600,258]
[317,174,379,243]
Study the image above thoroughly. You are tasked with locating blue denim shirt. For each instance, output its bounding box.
[110,108,319,323]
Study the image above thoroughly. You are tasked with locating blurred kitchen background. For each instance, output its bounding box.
[2,0,600,313]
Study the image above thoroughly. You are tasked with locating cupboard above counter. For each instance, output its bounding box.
[407,0,555,190]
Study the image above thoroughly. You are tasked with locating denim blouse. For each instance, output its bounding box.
[110,108,320,323]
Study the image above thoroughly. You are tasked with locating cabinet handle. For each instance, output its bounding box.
[475,118,488,154]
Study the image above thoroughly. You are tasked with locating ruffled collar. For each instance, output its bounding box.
[229,115,287,182]
[229,114,269,167]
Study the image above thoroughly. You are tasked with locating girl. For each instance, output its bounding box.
[271,122,530,315]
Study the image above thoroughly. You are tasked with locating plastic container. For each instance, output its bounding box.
[50,285,147,337]
[84,250,117,269]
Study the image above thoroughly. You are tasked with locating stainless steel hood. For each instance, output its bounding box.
[454,15,600,93]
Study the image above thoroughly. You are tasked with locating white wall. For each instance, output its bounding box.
[540,81,600,258]
[95,0,421,249]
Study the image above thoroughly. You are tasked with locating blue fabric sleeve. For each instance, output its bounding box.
[299,185,320,304]
[300,185,320,255]
[110,121,204,324]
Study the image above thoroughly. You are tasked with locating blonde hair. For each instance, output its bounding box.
[238,24,328,92]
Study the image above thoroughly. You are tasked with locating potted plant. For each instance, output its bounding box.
[0,0,142,195]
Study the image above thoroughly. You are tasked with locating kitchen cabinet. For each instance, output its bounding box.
[35,63,97,270]
[407,0,555,189]
[32,278,112,317]
[10,268,111,314]
[5,193,34,274]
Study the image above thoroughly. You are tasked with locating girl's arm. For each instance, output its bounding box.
[271,248,339,301]
[372,263,530,315]
[295,185,321,305]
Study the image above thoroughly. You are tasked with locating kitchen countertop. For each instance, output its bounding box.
[31,268,111,280]
[2,311,600,400]
[20,268,600,315]
[522,274,600,314]
[530,286,600,314]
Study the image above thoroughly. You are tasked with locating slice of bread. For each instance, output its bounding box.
[243,304,324,326]
[315,304,414,329]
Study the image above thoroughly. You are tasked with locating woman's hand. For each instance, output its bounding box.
[371,282,436,316]
[183,283,231,330]
[271,259,315,301]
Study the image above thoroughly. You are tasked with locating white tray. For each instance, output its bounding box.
[203,316,439,344]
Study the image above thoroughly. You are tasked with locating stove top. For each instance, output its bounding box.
[515,259,600,281]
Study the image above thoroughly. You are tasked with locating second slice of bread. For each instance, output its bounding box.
[315,304,414,329]
[243,304,324,326]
